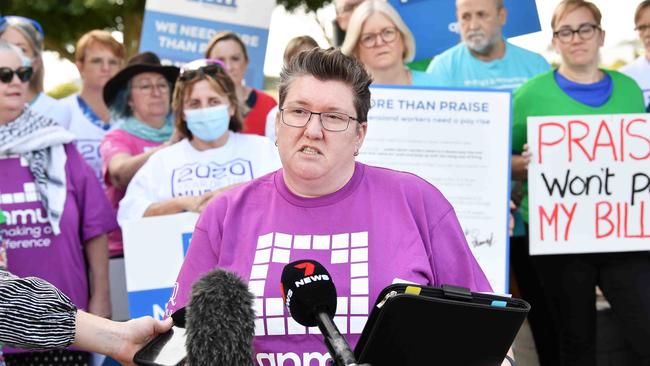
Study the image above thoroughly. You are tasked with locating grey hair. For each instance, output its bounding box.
[0,20,44,94]
[341,0,416,63]
[278,47,373,123]
[0,41,31,66]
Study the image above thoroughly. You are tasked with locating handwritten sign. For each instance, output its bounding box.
[527,114,650,255]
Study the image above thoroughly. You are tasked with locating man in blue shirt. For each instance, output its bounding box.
[426,0,549,89]
[427,2,556,365]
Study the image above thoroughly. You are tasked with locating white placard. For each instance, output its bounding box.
[358,86,512,293]
[122,212,199,318]
[527,114,650,255]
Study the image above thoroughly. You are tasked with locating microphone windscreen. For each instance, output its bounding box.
[280,259,337,327]
[185,269,255,366]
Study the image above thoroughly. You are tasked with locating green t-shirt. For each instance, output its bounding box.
[511,69,645,222]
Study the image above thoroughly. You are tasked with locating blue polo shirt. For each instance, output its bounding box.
[426,41,550,90]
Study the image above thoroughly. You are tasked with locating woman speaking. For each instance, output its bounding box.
[166,48,492,362]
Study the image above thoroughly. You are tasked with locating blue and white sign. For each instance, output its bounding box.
[140,0,275,89]
[122,212,199,319]
[388,0,541,61]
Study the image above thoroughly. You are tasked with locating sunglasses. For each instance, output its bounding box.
[179,59,227,81]
[0,66,33,83]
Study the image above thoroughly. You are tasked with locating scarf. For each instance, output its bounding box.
[120,115,173,142]
[0,107,75,235]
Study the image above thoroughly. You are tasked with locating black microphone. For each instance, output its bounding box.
[185,269,255,366]
[280,260,359,366]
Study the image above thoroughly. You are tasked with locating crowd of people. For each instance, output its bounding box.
[1,0,650,365]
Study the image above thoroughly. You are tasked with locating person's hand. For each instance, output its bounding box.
[0,240,7,268]
[509,200,517,237]
[88,294,112,319]
[196,183,244,212]
[111,316,173,366]
[511,144,531,181]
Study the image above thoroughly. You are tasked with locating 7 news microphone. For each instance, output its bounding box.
[281,259,369,366]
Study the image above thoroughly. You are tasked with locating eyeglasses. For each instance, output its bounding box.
[553,23,600,44]
[359,27,399,48]
[0,66,33,84]
[280,107,358,132]
[635,23,650,33]
[179,59,227,82]
[132,81,170,93]
[3,16,44,37]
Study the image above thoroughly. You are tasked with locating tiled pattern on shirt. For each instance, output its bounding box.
[250,232,369,337]
[0,155,39,205]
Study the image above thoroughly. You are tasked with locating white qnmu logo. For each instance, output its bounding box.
[250,232,370,337]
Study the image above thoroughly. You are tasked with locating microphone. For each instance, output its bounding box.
[185,269,255,366]
[280,260,359,366]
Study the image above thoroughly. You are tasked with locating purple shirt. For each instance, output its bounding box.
[167,162,490,365]
[0,144,117,354]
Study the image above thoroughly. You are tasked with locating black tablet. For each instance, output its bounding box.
[354,284,530,366]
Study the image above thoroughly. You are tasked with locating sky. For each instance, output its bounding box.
[43,0,643,91]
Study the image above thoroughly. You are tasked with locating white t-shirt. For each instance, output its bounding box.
[117,133,281,225]
[265,105,279,142]
[59,94,120,182]
[31,92,71,128]
[620,55,650,109]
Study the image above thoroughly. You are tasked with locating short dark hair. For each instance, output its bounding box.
[278,48,372,122]
[635,0,650,25]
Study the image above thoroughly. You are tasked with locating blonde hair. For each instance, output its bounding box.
[635,1,650,25]
[551,0,602,30]
[341,0,416,63]
[1,20,44,94]
[283,36,319,64]
[75,30,125,63]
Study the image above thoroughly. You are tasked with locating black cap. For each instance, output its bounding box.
[102,51,179,106]
[281,259,337,327]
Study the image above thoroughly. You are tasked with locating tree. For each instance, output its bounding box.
[276,0,332,12]
[1,0,332,61]
[0,0,145,61]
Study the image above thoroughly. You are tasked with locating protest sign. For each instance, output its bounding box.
[358,85,512,294]
[139,0,275,89]
[122,212,199,319]
[527,114,650,255]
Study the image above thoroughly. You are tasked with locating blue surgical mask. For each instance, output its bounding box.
[184,104,230,142]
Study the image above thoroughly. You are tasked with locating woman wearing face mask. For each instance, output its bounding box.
[0,16,70,127]
[117,59,280,223]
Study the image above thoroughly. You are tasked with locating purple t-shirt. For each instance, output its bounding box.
[0,144,117,353]
[167,162,490,365]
